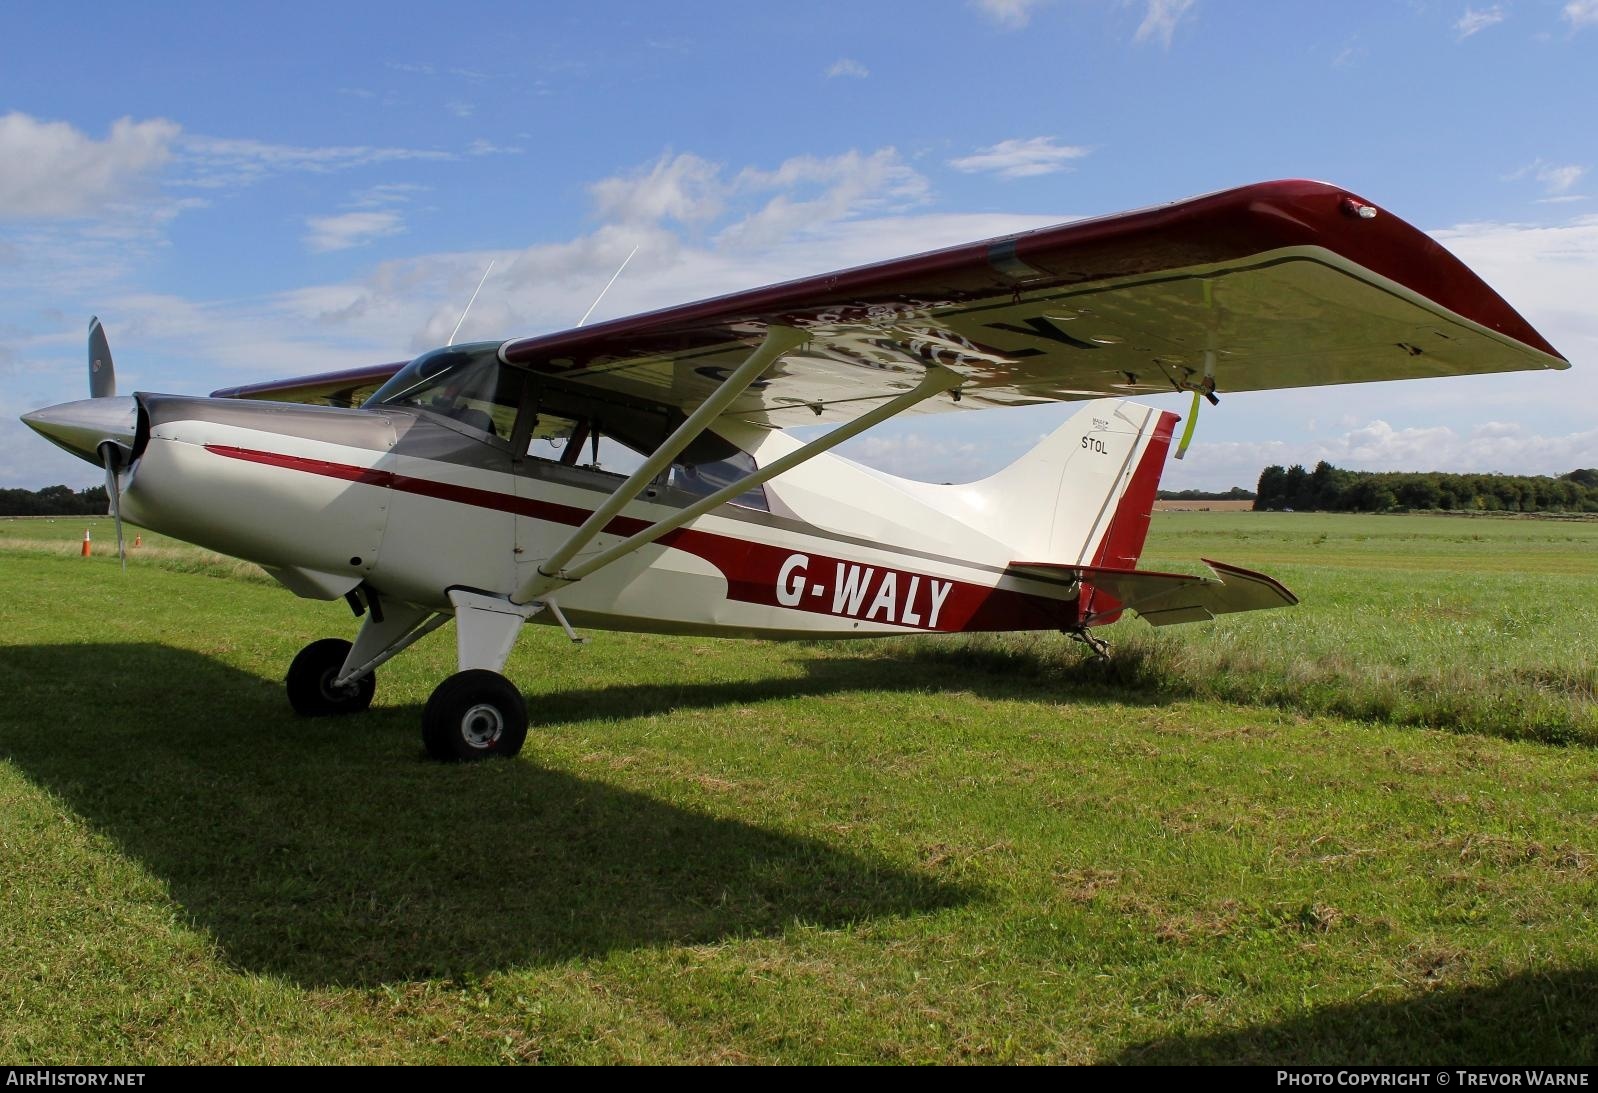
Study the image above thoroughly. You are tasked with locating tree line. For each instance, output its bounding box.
[1256,462,1598,513]
[1157,486,1257,501]
[0,484,110,517]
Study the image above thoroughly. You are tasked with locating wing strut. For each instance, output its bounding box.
[518,324,808,600]
[517,361,963,602]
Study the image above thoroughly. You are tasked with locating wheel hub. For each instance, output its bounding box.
[318,668,357,702]
[460,703,505,748]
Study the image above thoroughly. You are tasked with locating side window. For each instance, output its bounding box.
[524,415,648,475]
[669,451,769,512]
[524,414,581,461]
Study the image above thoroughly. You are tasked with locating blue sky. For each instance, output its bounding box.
[3,0,1595,490]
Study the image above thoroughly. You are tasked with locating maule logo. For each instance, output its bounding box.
[776,554,955,629]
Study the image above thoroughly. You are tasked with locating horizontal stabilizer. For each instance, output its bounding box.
[1007,558,1297,627]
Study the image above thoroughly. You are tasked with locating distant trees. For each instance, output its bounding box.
[1254,463,1598,513]
[0,484,110,517]
[1157,486,1257,501]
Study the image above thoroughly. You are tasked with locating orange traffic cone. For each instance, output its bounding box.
[81,529,92,557]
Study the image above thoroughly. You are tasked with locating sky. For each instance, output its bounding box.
[3,0,1596,492]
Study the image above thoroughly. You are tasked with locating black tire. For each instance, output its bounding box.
[286,638,375,717]
[421,670,528,761]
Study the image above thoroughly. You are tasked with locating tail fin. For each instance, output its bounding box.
[974,398,1177,569]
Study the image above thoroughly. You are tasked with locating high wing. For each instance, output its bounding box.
[212,360,406,407]
[213,180,1566,421]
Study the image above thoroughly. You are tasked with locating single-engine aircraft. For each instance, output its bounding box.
[23,180,1568,761]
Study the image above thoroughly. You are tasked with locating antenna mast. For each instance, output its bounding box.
[578,246,639,327]
[448,260,495,346]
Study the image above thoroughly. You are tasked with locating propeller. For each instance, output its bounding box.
[87,316,130,569]
[89,316,115,398]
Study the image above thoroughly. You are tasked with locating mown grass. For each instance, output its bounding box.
[1,512,1596,1063]
[893,512,1598,746]
[0,516,271,584]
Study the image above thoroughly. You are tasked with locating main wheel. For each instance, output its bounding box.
[286,638,375,717]
[421,670,528,761]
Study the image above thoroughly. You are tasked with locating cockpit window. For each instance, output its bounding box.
[669,450,769,512]
[374,348,769,512]
[367,344,521,440]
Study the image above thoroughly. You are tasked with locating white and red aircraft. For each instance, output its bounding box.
[23,180,1567,761]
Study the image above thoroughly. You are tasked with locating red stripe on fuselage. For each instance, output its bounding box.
[202,443,1080,633]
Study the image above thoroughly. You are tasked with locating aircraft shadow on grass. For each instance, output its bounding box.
[1110,965,1598,1065]
[517,640,1167,731]
[0,642,1001,988]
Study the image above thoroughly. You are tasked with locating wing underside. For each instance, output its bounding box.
[215,181,1566,423]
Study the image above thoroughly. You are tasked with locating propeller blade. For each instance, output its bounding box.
[97,441,127,571]
[89,316,115,398]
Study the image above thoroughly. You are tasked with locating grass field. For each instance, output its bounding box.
[2,512,1596,1064]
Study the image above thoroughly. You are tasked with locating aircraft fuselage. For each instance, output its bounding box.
[120,394,1097,640]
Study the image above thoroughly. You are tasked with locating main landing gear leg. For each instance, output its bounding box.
[420,590,541,762]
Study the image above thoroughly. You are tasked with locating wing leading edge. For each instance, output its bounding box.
[214,180,1566,423]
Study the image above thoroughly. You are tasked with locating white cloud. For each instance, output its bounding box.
[350,182,428,207]
[584,148,930,250]
[588,153,726,226]
[1132,0,1196,48]
[467,139,523,156]
[1539,164,1586,194]
[838,432,987,482]
[0,113,180,219]
[1332,39,1367,67]
[948,137,1091,179]
[1565,0,1598,28]
[826,58,869,79]
[972,0,1048,29]
[721,149,930,248]
[173,135,453,190]
[1505,159,1588,199]
[1432,215,1598,357]
[1454,5,1505,39]
[303,211,406,253]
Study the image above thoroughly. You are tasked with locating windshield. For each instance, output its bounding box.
[368,343,521,439]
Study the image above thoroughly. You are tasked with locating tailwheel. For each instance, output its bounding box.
[1065,627,1112,664]
[421,670,528,762]
[286,638,376,716]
